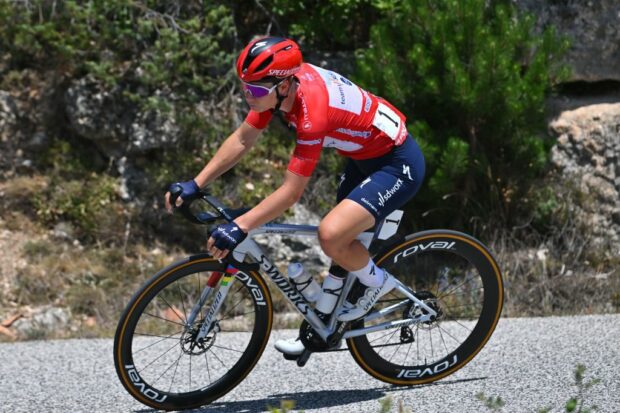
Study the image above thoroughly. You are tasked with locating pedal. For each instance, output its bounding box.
[282,353,299,361]
[296,349,312,367]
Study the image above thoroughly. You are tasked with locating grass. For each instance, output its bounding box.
[477,364,601,413]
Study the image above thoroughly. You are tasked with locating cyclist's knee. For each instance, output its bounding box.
[318,222,342,257]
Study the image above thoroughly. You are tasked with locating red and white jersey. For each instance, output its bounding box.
[244,63,408,177]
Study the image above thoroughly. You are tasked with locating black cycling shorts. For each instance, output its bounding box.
[337,134,425,222]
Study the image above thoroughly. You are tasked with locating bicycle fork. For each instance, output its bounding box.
[185,266,238,341]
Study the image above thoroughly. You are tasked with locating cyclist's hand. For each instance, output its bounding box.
[207,221,247,260]
[165,179,200,213]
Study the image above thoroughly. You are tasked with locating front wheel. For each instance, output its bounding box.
[347,230,503,385]
[114,256,273,411]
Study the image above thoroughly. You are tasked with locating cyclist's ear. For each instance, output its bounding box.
[278,77,294,93]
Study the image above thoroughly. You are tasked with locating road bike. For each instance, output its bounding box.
[114,187,504,410]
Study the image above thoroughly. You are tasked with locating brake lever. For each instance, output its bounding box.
[168,183,210,225]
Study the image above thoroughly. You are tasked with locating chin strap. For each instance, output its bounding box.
[273,77,296,113]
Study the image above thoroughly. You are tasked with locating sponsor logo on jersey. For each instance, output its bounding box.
[377,178,403,208]
[297,138,322,146]
[362,90,372,113]
[310,64,363,115]
[403,164,413,181]
[361,197,378,213]
[299,91,311,129]
[335,128,372,138]
[323,137,363,152]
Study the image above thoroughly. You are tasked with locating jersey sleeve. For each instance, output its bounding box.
[287,133,324,177]
[244,110,273,129]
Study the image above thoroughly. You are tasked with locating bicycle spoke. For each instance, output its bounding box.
[377,328,399,356]
[369,330,398,345]
[176,281,189,323]
[415,325,420,362]
[404,339,413,366]
[208,348,229,369]
[137,340,182,374]
[219,310,256,323]
[387,338,402,363]
[152,349,184,387]
[436,322,462,344]
[219,290,250,321]
[189,348,192,392]
[438,279,479,300]
[168,349,182,393]
[143,311,186,327]
[204,352,211,383]
[157,295,187,325]
[442,313,474,332]
[429,327,434,359]
[436,324,450,356]
[212,344,244,353]
[133,330,183,354]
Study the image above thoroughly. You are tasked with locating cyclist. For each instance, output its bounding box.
[165,37,425,357]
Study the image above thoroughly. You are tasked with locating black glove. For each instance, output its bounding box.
[211,222,247,251]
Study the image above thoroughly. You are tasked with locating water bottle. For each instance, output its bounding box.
[288,263,321,302]
[315,275,344,314]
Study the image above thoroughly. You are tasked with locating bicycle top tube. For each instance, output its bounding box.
[169,188,377,237]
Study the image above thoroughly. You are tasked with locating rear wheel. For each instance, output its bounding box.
[347,230,503,385]
[114,257,272,410]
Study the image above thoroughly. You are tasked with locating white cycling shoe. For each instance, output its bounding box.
[337,271,397,322]
[274,336,344,357]
[274,337,306,356]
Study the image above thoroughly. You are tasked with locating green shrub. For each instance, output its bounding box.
[355,0,570,230]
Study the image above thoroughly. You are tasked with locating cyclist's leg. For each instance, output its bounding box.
[323,135,426,321]
[274,161,368,356]
[321,135,425,274]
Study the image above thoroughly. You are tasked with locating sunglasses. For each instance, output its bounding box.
[242,80,282,98]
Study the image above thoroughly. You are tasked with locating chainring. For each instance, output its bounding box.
[299,320,331,352]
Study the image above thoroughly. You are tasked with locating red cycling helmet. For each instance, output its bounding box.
[236,37,302,83]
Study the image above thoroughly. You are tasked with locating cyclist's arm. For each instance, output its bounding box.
[234,170,310,232]
[194,121,262,187]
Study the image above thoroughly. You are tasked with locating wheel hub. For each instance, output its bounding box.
[405,291,443,329]
[180,320,219,355]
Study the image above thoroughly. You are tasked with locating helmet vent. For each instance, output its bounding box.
[255,55,274,72]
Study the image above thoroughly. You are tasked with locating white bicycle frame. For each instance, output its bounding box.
[190,212,439,344]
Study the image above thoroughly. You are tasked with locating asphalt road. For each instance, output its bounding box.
[0,314,619,413]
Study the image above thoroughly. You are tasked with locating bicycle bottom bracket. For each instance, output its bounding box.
[299,320,331,352]
[180,321,219,355]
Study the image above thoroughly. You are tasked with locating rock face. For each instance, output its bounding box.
[65,76,181,158]
[253,203,330,277]
[0,91,17,134]
[549,103,620,254]
[0,91,20,175]
[515,0,620,82]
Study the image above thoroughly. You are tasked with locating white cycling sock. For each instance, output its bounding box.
[351,258,384,288]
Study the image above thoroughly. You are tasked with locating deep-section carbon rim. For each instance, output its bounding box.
[347,230,503,385]
[114,258,272,410]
